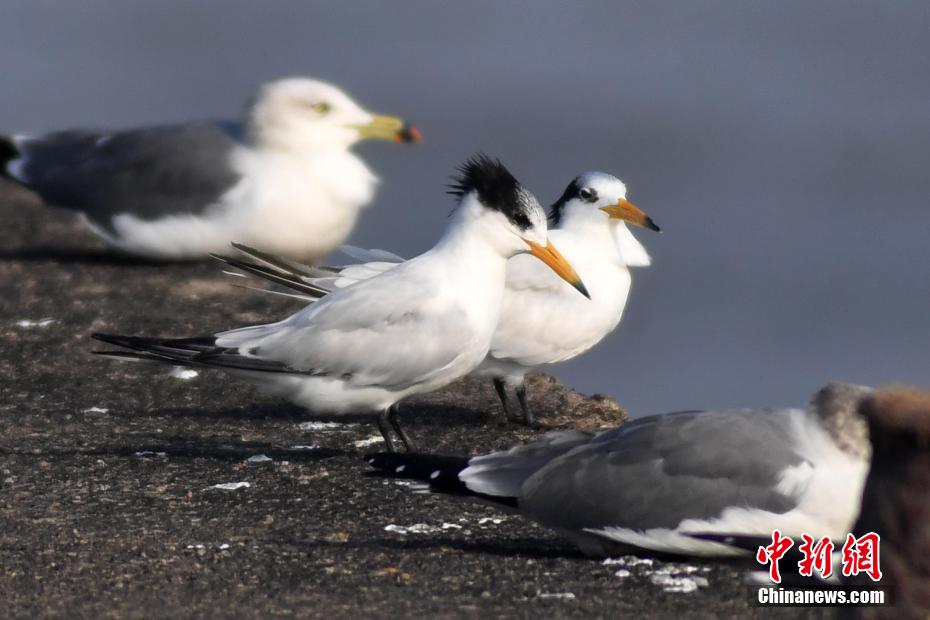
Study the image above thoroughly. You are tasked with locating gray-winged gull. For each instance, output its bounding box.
[91,155,589,452]
[214,172,661,428]
[0,77,420,260]
[368,383,873,556]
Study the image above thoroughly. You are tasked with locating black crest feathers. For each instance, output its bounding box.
[448,153,532,230]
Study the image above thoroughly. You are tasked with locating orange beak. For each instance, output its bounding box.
[600,198,661,232]
[526,240,590,299]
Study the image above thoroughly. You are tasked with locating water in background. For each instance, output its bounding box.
[2,1,928,415]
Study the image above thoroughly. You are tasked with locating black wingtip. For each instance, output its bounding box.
[91,332,133,348]
[0,134,19,177]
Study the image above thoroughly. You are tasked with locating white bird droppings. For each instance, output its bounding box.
[353,436,383,448]
[206,482,251,491]
[385,523,440,535]
[246,454,272,464]
[169,367,199,380]
[604,557,711,593]
[297,421,359,431]
[289,445,320,451]
[15,318,55,328]
[537,592,576,601]
[81,406,109,414]
[649,574,710,593]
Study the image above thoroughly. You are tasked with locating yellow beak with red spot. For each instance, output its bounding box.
[526,240,590,299]
[351,115,422,143]
[600,198,661,232]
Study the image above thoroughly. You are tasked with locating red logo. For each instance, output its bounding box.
[797,534,835,579]
[841,532,882,582]
[756,529,794,584]
[756,531,882,583]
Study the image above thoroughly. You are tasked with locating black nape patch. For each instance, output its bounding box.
[548,176,592,226]
[448,153,532,230]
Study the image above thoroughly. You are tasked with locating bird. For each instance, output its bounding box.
[846,385,930,609]
[213,171,660,427]
[0,77,421,261]
[368,383,873,557]
[92,154,589,452]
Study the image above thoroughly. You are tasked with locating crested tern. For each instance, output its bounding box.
[92,155,588,451]
[215,171,659,427]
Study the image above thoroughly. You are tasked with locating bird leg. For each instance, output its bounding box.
[377,409,398,453]
[493,377,519,425]
[516,382,539,429]
[388,404,417,452]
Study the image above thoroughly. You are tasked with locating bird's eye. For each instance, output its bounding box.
[309,102,332,114]
[579,187,597,202]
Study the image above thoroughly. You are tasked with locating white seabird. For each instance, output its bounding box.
[0,77,420,261]
[368,383,873,556]
[92,155,589,452]
[215,171,660,426]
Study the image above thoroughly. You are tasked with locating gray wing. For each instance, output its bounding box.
[215,260,473,391]
[460,429,596,497]
[519,408,809,532]
[8,121,243,230]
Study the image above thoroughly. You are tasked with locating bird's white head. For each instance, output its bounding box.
[549,172,660,233]
[246,77,421,151]
[449,154,590,298]
[549,171,660,267]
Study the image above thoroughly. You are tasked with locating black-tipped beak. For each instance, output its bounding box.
[351,115,422,143]
[526,240,591,300]
[600,198,662,233]
[397,122,422,144]
[573,279,591,300]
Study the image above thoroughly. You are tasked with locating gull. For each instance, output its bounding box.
[215,171,660,427]
[92,154,589,452]
[368,383,874,556]
[0,77,420,261]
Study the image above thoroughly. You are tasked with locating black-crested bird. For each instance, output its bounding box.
[215,171,660,427]
[92,155,588,452]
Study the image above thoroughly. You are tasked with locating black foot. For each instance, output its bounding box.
[388,405,417,452]
[493,377,521,425]
[377,409,398,452]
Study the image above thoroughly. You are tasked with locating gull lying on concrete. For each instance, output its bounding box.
[369,383,873,556]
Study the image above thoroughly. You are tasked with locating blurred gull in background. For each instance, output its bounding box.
[0,77,420,261]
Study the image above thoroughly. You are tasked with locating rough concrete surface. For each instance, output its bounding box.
[0,182,827,618]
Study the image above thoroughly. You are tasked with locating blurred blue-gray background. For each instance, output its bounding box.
[2,1,928,415]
